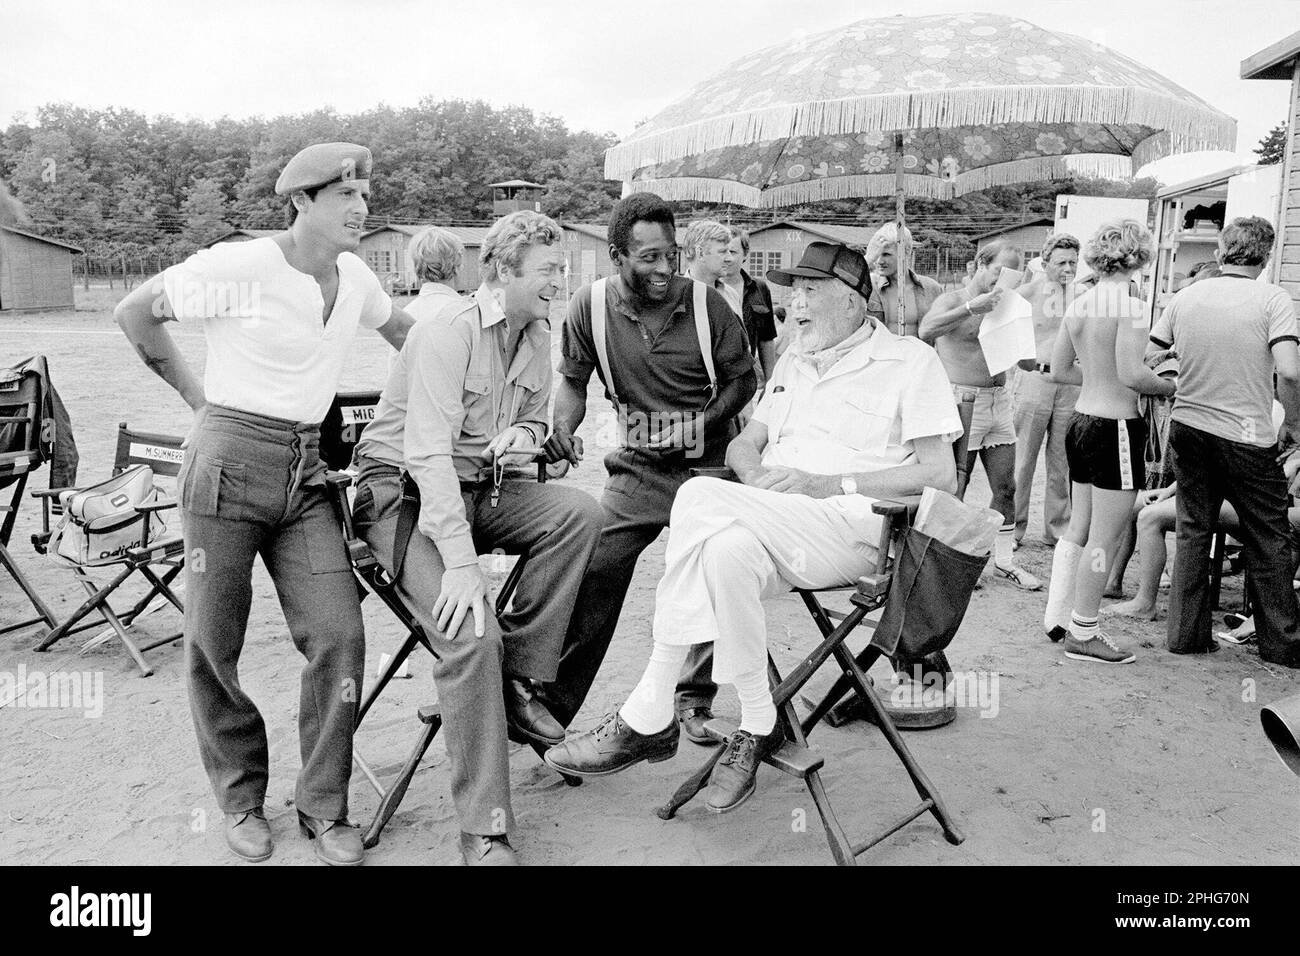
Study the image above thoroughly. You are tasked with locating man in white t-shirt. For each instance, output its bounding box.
[1149,216,1300,668]
[114,143,415,865]
[545,241,961,812]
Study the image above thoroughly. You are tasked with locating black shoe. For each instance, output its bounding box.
[297,813,364,866]
[1260,640,1300,668]
[543,711,678,777]
[504,677,565,748]
[460,832,520,866]
[704,724,786,813]
[224,807,272,863]
[677,706,718,746]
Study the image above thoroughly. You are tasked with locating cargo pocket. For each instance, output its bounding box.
[461,376,492,437]
[181,453,245,519]
[838,393,897,456]
[300,510,353,575]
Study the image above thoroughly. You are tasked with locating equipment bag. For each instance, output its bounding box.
[50,465,168,566]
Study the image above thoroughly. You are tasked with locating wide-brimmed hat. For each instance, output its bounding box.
[767,241,871,299]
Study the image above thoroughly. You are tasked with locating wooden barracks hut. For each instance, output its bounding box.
[0,226,83,312]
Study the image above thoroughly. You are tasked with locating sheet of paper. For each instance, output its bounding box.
[977,290,1036,375]
[994,268,1023,291]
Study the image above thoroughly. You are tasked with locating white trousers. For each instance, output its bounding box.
[652,477,879,683]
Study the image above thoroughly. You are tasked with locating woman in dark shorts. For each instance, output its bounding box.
[1041,220,1176,663]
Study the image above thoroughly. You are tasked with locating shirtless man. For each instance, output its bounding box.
[1041,220,1175,663]
[1012,233,1080,547]
[920,241,1039,589]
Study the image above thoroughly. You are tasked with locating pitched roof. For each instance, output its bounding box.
[487,179,545,189]
[199,228,278,248]
[0,226,84,253]
[362,224,493,245]
[561,222,607,241]
[971,218,1055,242]
[746,219,884,247]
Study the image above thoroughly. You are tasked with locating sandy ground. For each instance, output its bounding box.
[3,286,1299,866]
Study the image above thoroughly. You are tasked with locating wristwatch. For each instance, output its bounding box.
[840,476,858,496]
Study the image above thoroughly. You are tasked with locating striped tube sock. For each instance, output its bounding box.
[993,525,1016,569]
[1069,613,1099,642]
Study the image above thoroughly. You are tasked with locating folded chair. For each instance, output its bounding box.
[30,425,186,677]
[0,365,59,637]
[657,392,979,865]
[320,391,577,849]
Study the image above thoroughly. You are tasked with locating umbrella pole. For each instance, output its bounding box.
[892,133,907,336]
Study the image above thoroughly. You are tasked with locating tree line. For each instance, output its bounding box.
[4,100,1274,266]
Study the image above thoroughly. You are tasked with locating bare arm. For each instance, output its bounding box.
[1116,314,1175,396]
[918,289,1001,345]
[726,417,770,484]
[544,374,590,465]
[114,276,206,411]
[757,340,777,387]
[1273,340,1300,447]
[376,303,416,351]
[1047,321,1082,386]
[750,432,956,499]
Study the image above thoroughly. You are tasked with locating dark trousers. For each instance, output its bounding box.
[351,459,604,835]
[181,406,364,821]
[544,446,721,726]
[1167,421,1300,665]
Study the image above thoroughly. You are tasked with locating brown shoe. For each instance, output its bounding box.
[504,678,565,748]
[704,724,787,813]
[460,832,519,866]
[297,813,364,866]
[224,807,272,863]
[677,706,718,746]
[543,711,678,777]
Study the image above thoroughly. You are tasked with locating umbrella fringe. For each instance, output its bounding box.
[605,86,1235,178]
[622,176,766,207]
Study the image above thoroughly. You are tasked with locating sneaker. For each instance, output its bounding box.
[1216,614,1257,645]
[1064,632,1136,664]
[994,563,1041,591]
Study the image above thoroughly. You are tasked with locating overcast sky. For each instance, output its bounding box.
[1,0,1294,185]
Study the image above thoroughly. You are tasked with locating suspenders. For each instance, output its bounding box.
[589,277,716,409]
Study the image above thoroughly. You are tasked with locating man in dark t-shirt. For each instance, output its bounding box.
[543,192,756,739]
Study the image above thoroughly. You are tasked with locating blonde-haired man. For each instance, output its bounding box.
[864,222,943,339]
[408,225,465,309]
[351,210,605,864]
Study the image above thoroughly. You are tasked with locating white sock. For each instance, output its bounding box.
[1069,612,1099,642]
[620,642,689,734]
[734,667,777,736]
[1044,540,1083,633]
[993,525,1016,569]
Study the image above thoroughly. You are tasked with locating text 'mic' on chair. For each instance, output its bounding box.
[656,391,979,865]
[1,361,60,637]
[320,391,576,850]
[30,424,186,678]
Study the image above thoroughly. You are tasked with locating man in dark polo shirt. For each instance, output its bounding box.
[543,192,756,740]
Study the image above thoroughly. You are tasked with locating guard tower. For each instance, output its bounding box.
[489,179,545,217]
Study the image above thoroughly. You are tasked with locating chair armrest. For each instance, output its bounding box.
[688,467,739,481]
[31,487,72,500]
[326,471,354,491]
[871,495,921,517]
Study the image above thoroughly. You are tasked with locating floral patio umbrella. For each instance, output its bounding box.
[605,12,1237,209]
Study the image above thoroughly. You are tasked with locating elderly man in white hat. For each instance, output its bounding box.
[545,241,960,813]
[115,142,415,866]
[864,222,944,340]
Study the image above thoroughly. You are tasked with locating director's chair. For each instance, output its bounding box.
[30,424,186,677]
[321,391,578,850]
[657,393,979,865]
[0,363,59,637]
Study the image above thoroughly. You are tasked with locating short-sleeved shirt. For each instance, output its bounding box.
[161,237,392,422]
[559,274,753,449]
[726,270,778,357]
[754,322,961,531]
[1150,275,1299,447]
